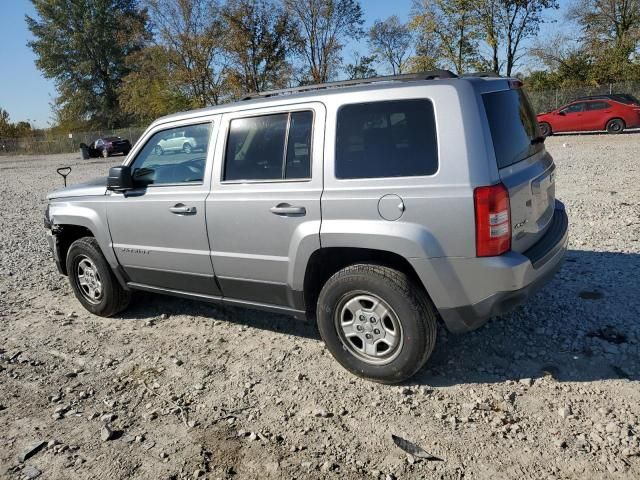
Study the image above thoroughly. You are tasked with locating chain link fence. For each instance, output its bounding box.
[0,127,146,157]
[527,81,640,114]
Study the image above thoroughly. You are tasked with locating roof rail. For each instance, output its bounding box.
[462,71,502,78]
[241,70,457,100]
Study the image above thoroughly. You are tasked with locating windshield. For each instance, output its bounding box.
[482,89,542,169]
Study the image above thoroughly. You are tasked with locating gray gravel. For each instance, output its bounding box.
[1,133,639,479]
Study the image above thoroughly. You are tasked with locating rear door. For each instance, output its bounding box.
[482,88,556,252]
[206,103,324,308]
[583,101,612,130]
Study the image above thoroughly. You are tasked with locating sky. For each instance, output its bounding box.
[0,0,570,127]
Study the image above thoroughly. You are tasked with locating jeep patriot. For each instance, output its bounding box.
[44,71,569,383]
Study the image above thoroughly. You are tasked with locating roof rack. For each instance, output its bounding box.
[241,70,457,100]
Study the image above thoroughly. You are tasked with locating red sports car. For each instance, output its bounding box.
[537,97,640,136]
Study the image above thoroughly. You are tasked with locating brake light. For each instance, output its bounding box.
[509,79,523,89]
[474,184,511,257]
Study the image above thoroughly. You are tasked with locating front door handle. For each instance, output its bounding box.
[169,204,197,215]
[270,203,306,216]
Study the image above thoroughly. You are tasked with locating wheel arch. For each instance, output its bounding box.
[301,247,431,318]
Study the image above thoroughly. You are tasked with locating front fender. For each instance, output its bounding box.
[49,199,117,268]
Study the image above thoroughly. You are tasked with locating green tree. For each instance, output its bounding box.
[368,16,412,75]
[284,0,365,83]
[344,52,378,79]
[119,45,193,123]
[223,0,298,95]
[26,0,149,129]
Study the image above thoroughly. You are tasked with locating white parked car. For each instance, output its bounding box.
[153,130,198,155]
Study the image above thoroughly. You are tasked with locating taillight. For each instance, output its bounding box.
[474,184,511,257]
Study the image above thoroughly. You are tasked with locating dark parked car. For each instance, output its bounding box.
[82,137,132,158]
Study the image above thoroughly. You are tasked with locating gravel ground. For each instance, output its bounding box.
[1,133,639,480]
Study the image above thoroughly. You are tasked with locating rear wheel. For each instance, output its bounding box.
[182,142,193,154]
[154,145,164,156]
[539,122,552,137]
[606,118,625,134]
[102,149,109,158]
[316,264,437,384]
[66,237,131,317]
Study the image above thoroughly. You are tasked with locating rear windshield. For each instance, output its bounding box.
[483,89,542,169]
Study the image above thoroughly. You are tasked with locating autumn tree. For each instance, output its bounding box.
[27,0,149,129]
[146,0,228,106]
[223,0,298,95]
[410,0,483,74]
[368,16,412,75]
[284,0,365,83]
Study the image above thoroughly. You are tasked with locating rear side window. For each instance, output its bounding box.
[587,101,610,110]
[335,99,438,179]
[224,111,313,181]
[483,89,542,169]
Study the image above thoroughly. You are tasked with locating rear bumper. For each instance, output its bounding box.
[413,201,569,333]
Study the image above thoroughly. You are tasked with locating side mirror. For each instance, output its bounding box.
[107,165,133,192]
[558,111,565,116]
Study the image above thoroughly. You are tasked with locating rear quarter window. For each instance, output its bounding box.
[335,99,438,179]
[483,89,542,169]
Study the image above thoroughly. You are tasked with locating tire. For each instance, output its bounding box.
[154,145,164,156]
[66,237,131,317]
[539,122,552,137]
[606,118,625,134]
[102,148,109,158]
[316,264,437,384]
[182,142,193,154]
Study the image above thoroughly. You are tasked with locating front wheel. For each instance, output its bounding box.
[66,237,131,317]
[606,118,625,134]
[316,264,437,384]
[539,122,552,137]
[102,149,109,158]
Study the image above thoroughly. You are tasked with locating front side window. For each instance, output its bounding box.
[335,99,438,179]
[564,103,585,114]
[223,111,313,181]
[131,123,212,186]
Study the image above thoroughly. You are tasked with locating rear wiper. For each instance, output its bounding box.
[531,136,546,145]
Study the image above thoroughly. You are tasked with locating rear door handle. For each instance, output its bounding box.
[169,204,197,215]
[270,203,306,216]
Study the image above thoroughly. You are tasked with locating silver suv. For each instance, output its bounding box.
[44,72,568,383]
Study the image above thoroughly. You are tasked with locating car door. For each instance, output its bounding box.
[556,102,587,132]
[206,103,324,310]
[106,117,222,296]
[583,101,611,130]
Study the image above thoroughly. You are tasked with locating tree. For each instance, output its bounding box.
[497,0,559,76]
[146,0,228,106]
[410,0,483,74]
[344,52,378,79]
[368,16,412,75]
[26,0,149,129]
[222,0,297,95]
[568,0,640,81]
[284,0,365,83]
[119,45,193,123]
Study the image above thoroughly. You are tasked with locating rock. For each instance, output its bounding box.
[159,451,169,459]
[173,358,183,366]
[100,413,116,423]
[22,465,42,479]
[558,406,572,419]
[193,384,204,391]
[135,435,145,443]
[320,461,337,472]
[554,439,567,449]
[18,441,47,463]
[605,422,619,433]
[100,425,114,441]
[519,378,533,387]
[313,409,332,418]
[193,469,205,478]
[386,474,397,480]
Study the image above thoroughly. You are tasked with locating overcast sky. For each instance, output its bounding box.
[0,0,570,128]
